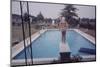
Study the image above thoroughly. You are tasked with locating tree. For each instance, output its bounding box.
[61,4,79,27]
[37,12,44,22]
[23,12,30,22]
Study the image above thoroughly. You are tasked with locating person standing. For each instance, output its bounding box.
[59,16,69,43]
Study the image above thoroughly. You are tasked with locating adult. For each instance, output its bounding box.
[59,16,69,43]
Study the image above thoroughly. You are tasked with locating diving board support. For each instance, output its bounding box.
[59,41,71,62]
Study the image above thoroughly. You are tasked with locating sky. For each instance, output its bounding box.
[12,1,96,19]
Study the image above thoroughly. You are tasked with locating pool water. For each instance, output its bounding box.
[14,30,61,59]
[66,30,95,56]
[14,30,95,59]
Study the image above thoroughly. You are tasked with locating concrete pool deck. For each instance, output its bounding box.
[11,29,96,65]
[12,57,59,65]
[80,55,96,61]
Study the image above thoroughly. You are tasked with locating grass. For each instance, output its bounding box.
[12,24,40,46]
[79,28,96,37]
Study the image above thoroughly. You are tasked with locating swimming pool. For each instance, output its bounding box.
[13,30,96,60]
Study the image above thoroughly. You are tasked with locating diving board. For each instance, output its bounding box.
[59,41,71,62]
[60,42,70,53]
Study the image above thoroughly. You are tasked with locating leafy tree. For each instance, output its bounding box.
[37,12,44,22]
[61,4,79,27]
[23,12,30,22]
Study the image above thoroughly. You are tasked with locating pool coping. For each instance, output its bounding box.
[73,29,95,44]
[11,29,96,65]
[12,57,59,65]
[80,55,96,61]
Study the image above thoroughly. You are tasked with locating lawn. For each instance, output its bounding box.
[12,24,39,46]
